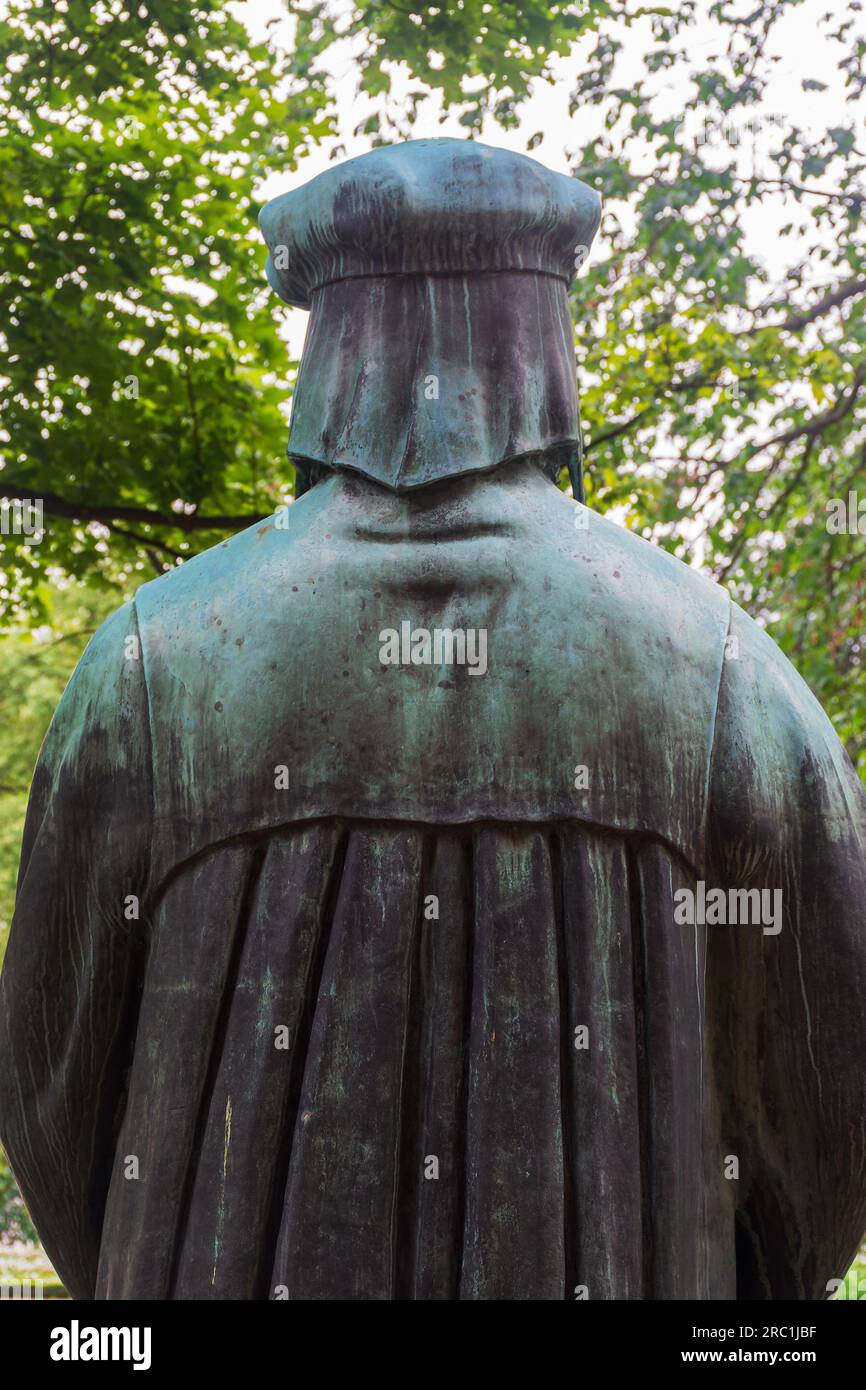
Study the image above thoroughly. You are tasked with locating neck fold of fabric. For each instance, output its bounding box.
[287,269,581,493]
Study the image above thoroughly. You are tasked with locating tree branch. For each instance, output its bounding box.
[0,482,265,532]
[747,278,866,335]
[754,177,863,205]
[586,373,734,451]
[744,365,866,457]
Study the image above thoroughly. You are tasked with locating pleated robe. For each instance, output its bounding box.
[2,457,865,1301]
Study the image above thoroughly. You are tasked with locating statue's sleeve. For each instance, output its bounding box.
[707,601,866,1299]
[0,601,152,1299]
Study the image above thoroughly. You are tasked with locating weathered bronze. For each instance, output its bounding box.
[1,139,865,1301]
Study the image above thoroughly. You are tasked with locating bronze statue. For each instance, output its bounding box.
[1,139,865,1300]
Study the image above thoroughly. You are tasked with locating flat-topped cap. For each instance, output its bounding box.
[259,138,601,309]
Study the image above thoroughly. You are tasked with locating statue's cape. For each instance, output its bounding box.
[2,460,866,1300]
[134,461,732,868]
[286,269,583,491]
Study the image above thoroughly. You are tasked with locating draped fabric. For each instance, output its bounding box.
[96,820,728,1301]
[286,271,583,493]
[3,459,866,1302]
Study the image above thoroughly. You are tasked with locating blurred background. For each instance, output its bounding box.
[1,0,864,1297]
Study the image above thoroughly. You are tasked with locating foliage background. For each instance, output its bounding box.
[0,0,864,1293]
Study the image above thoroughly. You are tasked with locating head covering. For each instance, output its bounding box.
[259,138,601,493]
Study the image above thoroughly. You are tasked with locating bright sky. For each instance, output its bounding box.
[232,0,856,355]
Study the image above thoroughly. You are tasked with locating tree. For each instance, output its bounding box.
[566,1,866,772]
[0,0,333,622]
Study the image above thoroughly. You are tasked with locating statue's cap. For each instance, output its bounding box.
[259,138,602,309]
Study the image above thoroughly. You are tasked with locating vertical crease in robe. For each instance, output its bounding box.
[85,820,734,1300]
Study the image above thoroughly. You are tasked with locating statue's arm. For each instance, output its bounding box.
[706,602,866,1299]
[0,601,152,1299]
